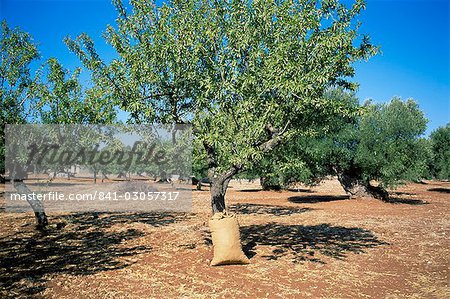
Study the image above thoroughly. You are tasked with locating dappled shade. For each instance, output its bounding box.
[241,223,388,263]
[383,197,428,205]
[288,195,349,204]
[64,211,190,230]
[0,212,190,298]
[229,203,312,216]
[428,188,450,194]
[237,188,314,193]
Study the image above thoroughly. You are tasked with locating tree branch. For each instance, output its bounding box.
[254,120,290,150]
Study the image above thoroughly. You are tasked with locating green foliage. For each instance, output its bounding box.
[0,20,116,178]
[259,93,429,190]
[355,98,428,187]
[34,58,116,124]
[429,124,450,180]
[0,20,40,174]
[34,58,84,123]
[66,0,376,183]
[252,88,360,187]
[192,138,208,180]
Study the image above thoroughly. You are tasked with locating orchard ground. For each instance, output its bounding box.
[0,178,449,298]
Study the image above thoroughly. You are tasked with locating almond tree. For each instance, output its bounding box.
[0,20,39,181]
[0,21,51,227]
[66,0,377,213]
[1,20,116,228]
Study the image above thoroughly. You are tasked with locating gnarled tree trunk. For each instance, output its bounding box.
[337,171,388,200]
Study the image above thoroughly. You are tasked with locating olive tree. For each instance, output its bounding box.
[66,0,376,213]
[259,93,429,200]
[248,88,358,190]
[347,98,428,198]
[429,124,450,180]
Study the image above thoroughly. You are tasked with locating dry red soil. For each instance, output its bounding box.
[0,179,449,298]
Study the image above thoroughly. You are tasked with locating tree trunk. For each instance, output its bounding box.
[158,170,169,183]
[14,180,48,229]
[337,172,388,200]
[210,177,231,213]
[101,172,109,183]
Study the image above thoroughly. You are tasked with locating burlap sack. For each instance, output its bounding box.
[209,212,250,266]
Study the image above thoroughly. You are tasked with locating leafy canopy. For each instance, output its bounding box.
[429,124,450,180]
[257,93,429,189]
[355,98,428,187]
[1,20,40,173]
[34,58,116,124]
[66,0,377,178]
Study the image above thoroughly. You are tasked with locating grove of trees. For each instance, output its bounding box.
[1,0,448,232]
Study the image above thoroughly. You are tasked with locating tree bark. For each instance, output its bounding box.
[13,180,48,229]
[158,170,170,183]
[210,177,231,213]
[337,172,388,200]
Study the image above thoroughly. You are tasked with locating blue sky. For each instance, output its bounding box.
[1,0,449,135]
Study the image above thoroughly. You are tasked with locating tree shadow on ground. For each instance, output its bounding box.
[229,203,312,216]
[383,197,428,205]
[391,191,415,196]
[240,223,388,263]
[29,182,81,188]
[288,195,349,204]
[62,211,190,230]
[286,188,315,193]
[238,188,315,193]
[0,212,190,298]
[428,187,450,194]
